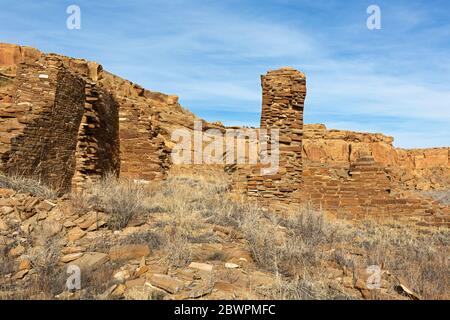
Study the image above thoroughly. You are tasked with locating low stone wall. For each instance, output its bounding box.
[301,155,449,226]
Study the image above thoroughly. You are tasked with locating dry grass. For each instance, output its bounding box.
[0,243,16,277]
[258,276,353,300]
[143,173,449,300]
[0,172,57,199]
[72,173,152,230]
[120,230,165,250]
[81,262,118,299]
[1,171,448,300]
[164,233,192,268]
[27,238,65,298]
[355,221,449,299]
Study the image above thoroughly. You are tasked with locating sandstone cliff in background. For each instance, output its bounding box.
[303,124,450,191]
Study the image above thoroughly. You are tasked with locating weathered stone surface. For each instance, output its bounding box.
[35,200,57,212]
[302,124,450,191]
[109,244,150,261]
[0,217,8,231]
[40,221,62,237]
[113,269,131,282]
[149,274,184,294]
[12,269,29,280]
[61,246,86,255]
[123,285,154,300]
[232,68,306,209]
[18,258,31,271]
[225,262,240,269]
[72,252,109,270]
[60,252,84,263]
[0,44,178,192]
[67,227,86,242]
[188,262,214,272]
[125,278,146,288]
[0,188,15,197]
[9,244,25,257]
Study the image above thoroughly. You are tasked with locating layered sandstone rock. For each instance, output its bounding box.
[303,124,450,190]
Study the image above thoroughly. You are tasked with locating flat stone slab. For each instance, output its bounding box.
[149,274,184,294]
[109,244,150,261]
[71,252,109,270]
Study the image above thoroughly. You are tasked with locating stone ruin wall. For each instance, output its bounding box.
[0,44,172,193]
[71,82,120,190]
[300,125,450,226]
[231,67,449,226]
[301,156,449,227]
[0,44,448,226]
[117,102,171,182]
[0,56,85,192]
[232,68,306,210]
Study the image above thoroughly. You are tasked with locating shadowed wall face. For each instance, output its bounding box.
[72,83,120,190]
[0,57,85,192]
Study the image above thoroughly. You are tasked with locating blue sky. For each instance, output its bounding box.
[1,0,449,148]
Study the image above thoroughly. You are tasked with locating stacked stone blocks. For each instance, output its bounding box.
[233,68,306,210]
[0,56,85,192]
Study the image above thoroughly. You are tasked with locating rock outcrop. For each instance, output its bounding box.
[303,124,450,190]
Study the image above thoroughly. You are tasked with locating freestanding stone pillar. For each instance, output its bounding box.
[260,67,306,194]
[231,67,307,210]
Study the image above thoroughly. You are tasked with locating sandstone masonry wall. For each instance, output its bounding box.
[233,68,306,210]
[1,44,175,190]
[302,124,450,191]
[118,103,170,181]
[230,67,449,225]
[301,155,449,227]
[72,84,120,189]
[0,57,85,192]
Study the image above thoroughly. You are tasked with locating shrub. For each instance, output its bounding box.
[28,238,65,298]
[164,233,192,268]
[77,173,151,230]
[0,173,57,199]
[120,230,165,250]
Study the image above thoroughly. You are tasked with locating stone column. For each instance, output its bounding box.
[260,67,306,193]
